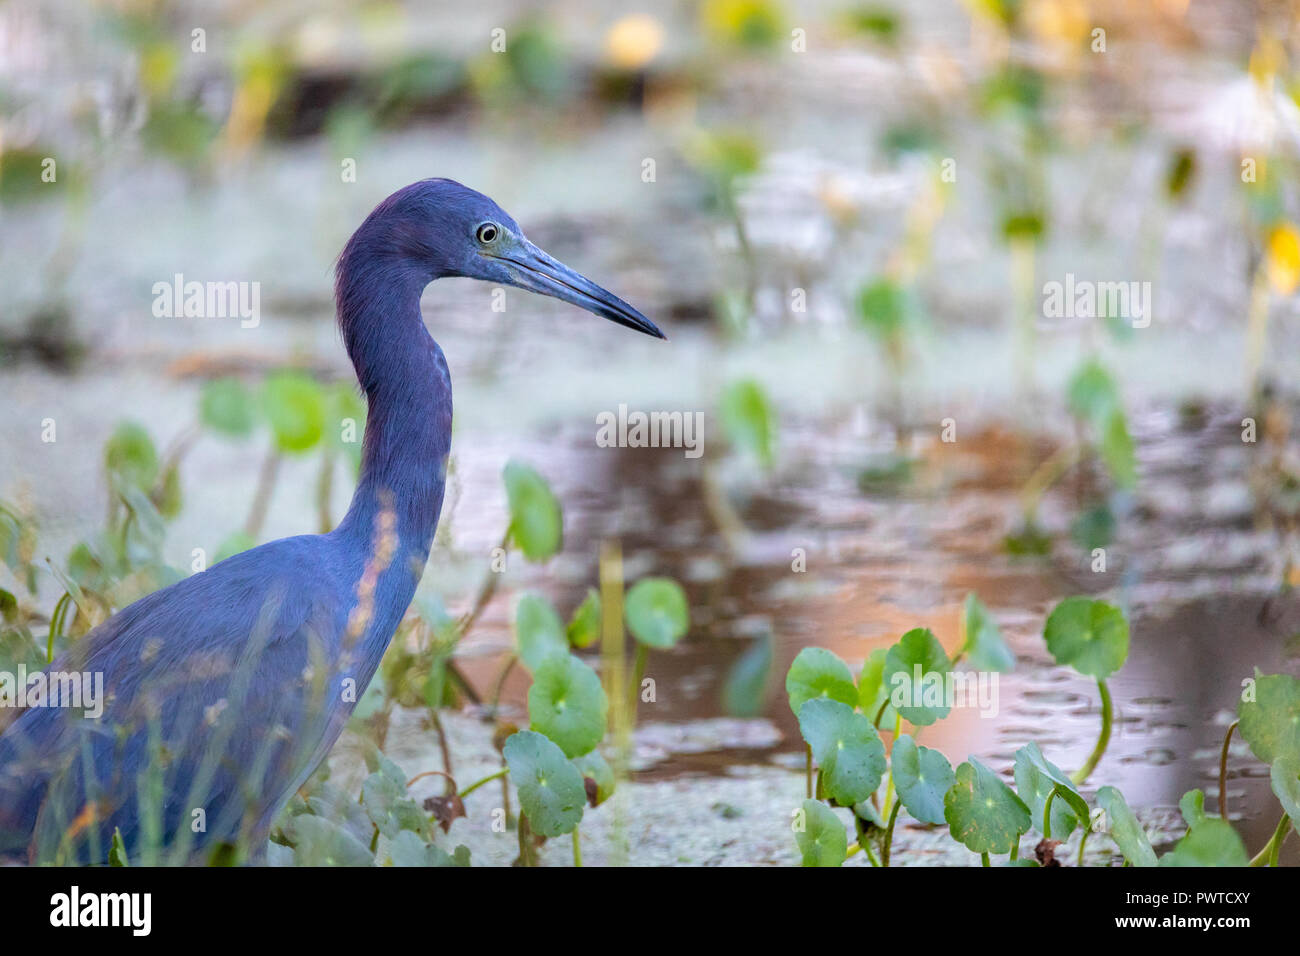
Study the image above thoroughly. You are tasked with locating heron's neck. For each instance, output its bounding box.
[332,260,452,569]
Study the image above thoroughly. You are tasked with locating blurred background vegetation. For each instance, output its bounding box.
[2,0,1300,864]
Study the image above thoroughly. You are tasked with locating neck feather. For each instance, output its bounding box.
[332,254,452,568]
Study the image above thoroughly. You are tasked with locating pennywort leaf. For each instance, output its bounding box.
[528,653,608,758]
[786,646,857,717]
[944,757,1032,856]
[891,734,955,825]
[625,577,689,649]
[502,731,586,838]
[798,698,886,807]
[504,460,562,562]
[796,799,847,867]
[1043,596,1128,680]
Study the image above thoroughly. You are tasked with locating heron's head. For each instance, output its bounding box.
[341,178,665,339]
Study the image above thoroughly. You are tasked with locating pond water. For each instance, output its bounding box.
[446,403,1300,862]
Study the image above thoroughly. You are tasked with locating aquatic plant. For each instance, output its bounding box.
[787,596,1296,866]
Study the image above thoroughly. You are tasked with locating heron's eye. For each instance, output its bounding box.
[476,222,500,244]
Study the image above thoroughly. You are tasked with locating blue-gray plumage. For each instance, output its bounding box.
[0,178,663,863]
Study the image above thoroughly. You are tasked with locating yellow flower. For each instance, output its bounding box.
[605,15,664,71]
[1266,224,1300,295]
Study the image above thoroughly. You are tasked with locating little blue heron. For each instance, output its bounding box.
[0,178,664,863]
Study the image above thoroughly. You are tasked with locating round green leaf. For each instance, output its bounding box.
[199,378,256,438]
[291,815,374,867]
[1013,742,1087,838]
[566,588,601,649]
[1095,785,1157,867]
[1066,359,1120,424]
[262,372,326,453]
[625,577,689,649]
[1158,819,1249,867]
[796,799,847,867]
[1043,597,1129,680]
[786,646,857,717]
[514,593,567,672]
[502,730,586,837]
[1238,671,1300,765]
[503,460,562,562]
[722,634,772,718]
[528,653,608,758]
[891,734,955,825]
[1099,408,1137,489]
[361,762,426,839]
[855,277,908,339]
[962,593,1014,673]
[719,379,776,468]
[1269,757,1300,835]
[944,757,1032,856]
[1179,789,1207,830]
[387,830,470,867]
[798,698,886,806]
[883,627,952,726]
[104,422,158,492]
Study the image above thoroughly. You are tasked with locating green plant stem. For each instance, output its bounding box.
[1077,827,1091,866]
[1043,789,1057,841]
[244,448,281,539]
[1010,841,1019,862]
[47,591,71,662]
[488,654,518,715]
[862,842,880,867]
[572,826,582,867]
[1244,258,1271,394]
[1011,236,1037,399]
[442,660,482,706]
[1249,812,1291,867]
[517,812,533,867]
[599,540,630,866]
[315,450,335,533]
[1219,720,1238,819]
[805,744,813,800]
[1071,680,1112,785]
[458,530,510,640]
[458,767,508,799]
[500,767,512,827]
[700,462,747,553]
[406,769,455,791]
[1020,444,1081,520]
[881,712,902,816]
[980,851,990,867]
[881,800,901,866]
[44,558,92,629]
[721,181,757,321]
[873,698,889,729]
[155,423,200,485]
[430,709,454,790]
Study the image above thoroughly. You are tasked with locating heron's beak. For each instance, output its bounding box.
[490,240,666,340]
